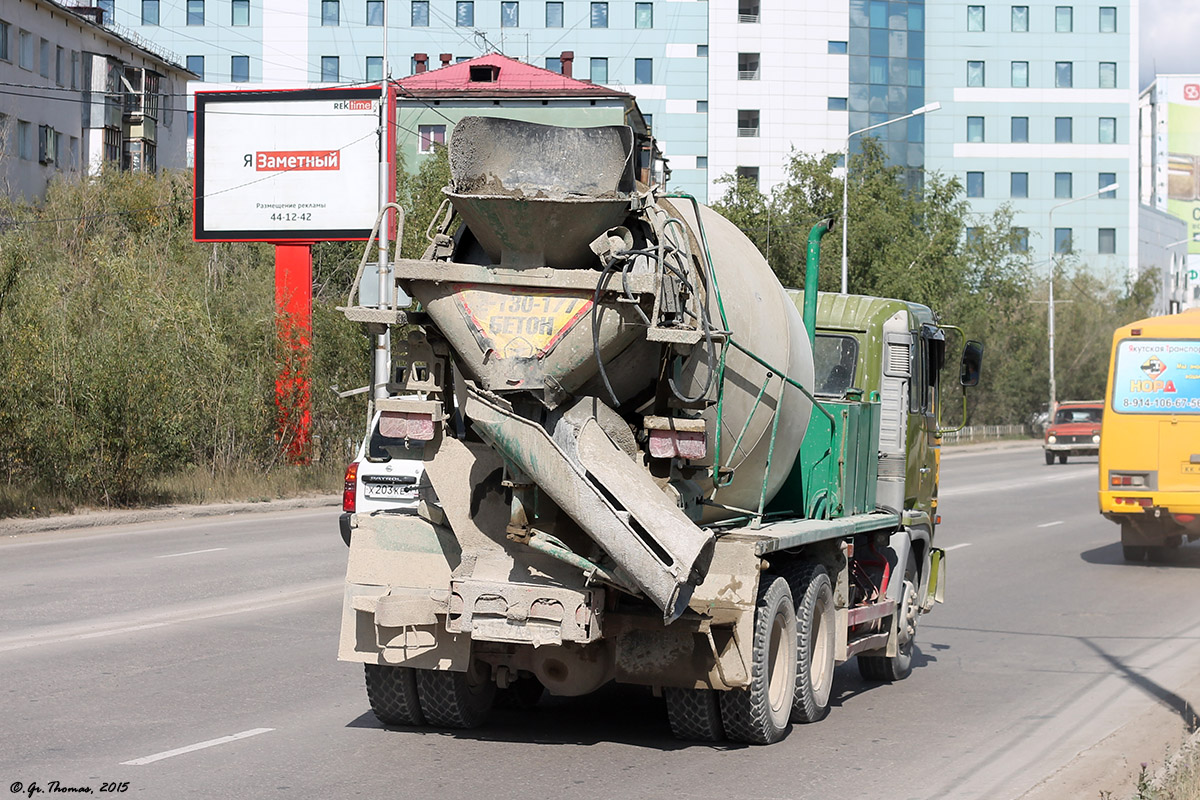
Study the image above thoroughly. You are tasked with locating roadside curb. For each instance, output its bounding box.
[941,438,1043,456]
[0,495,340,537]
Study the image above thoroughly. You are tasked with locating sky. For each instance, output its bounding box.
[1140,0,1200,89]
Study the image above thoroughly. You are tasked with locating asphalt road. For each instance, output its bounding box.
[4,442,1200,800]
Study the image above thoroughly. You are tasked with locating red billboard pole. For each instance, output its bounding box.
[274,242,313,463]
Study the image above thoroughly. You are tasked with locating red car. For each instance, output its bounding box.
[1043,401,1103,465]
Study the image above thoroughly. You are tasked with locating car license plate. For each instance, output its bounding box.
[364,484,414,499]
[1184,464,1200,475]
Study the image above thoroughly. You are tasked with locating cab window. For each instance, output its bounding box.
[813,334,859,397]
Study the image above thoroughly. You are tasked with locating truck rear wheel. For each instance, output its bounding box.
[719,575,796,745]
[416,659,496,729]
[364,663,425,727]
[664,688,724,741]
[786,564,835,724]
[858,554,917,683]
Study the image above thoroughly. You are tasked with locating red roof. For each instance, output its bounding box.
[396,53,630,99]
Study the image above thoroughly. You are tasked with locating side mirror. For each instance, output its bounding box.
[960,340,983,387]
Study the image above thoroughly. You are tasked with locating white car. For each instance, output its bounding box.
[339,412,426,546]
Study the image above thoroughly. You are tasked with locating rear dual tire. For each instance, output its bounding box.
[364,659,496,730]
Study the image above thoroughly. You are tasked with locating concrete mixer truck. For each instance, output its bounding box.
[336,117,983,745]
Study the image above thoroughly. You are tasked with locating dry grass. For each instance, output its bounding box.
[1106,739,1200,800]
[0,462,344,518]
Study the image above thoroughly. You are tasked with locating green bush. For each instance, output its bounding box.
[0,168,368,510]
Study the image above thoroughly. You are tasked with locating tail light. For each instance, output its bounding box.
[1114,497,1153,507]
[343,462,359,512]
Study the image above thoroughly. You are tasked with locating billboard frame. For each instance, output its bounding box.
[193,86,396,243]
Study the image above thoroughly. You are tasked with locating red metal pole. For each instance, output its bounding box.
[274,242,313,464]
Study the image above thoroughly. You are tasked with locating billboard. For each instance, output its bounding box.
[1111,338,1200,413]
[194,87,394,242]
[1165,78,1200,255]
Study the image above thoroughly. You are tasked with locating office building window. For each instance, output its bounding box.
[322,0,340,24]
[738,109,760,137]
[1055,62,1072,87]
[321,55,339,82]
[1012,228,1029,252]
[828,40,847,54]
[736,166,759,188]
[1011,61,1028,87]
[1098,228,1116,254]
[591,2,608,27]
[869,57,887,84]
[697,100,708,112]
[501,1,519,26]
[1099,173,1117,197]
[187,0,204,25]
[590,57,608,83]
[1011,5,1028,31]
[419,124,446,153]
[967,61,984,87]
[908,115,925,142]
[1011,172,1028,198]
[908,5,923,29]
[367,0,383,25]
[869,0,886,27]
[546,1,562,26]
[231,55,249,82]
[1054,228,1072,253]
[697,44,708,56]
[457,1,474,25]
[738,52,760,80]
[1012,116,1028,142]
[697,156,708,168]
[232,0,249,24]
[0,22,8,63]
[636,2,652,28]
[186,55,204,80]
[967,5,984,30]
[1098,117,1116,143]
[71,50,79,87]
[366,56,382,81]
[1055,172,1072,198]
[828,97,848,111]
[142,0,160,25]
[965,227,982,244]
[635,58,653,84]
[39,38,49,78]
[1099,6,1116,31]
[908,62,924,87]
[1055,116,1072,142]
[967,172,984,197]
[1099,62,1116,88]
[967,116,984,142]
[546,56,561,73]
[1056,5,1072,31]
[56,46,64,85]
[412,1,429,25]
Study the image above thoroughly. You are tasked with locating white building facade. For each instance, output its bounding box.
[0,1,192,201]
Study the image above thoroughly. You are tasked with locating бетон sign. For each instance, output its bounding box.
[194,87,393,242]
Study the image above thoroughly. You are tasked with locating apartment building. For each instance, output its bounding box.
[0,1,193,200]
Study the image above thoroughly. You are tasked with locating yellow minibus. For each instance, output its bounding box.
[1099,308,1200,561]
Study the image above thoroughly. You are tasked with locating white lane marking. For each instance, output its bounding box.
[0,580,339,654]
[153,547,228,559]
[940,469,1093,498]
[943,543,973,551]
[121,728,274,766]
[1037,521,1064,529]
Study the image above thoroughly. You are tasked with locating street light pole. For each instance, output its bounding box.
[1046,181,1118,416]
[841,101,941,294]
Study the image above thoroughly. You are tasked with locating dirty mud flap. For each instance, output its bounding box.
[465,387,716,623]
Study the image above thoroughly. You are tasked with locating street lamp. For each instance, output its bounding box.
[1046,181,1119,417]
[840,101,941,294]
